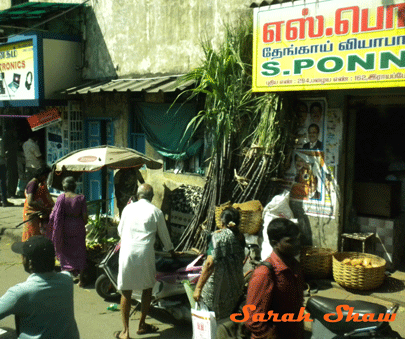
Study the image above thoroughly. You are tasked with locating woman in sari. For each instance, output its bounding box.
[22,165,54,241]
[193,207,245,320]
[49,176,88,286]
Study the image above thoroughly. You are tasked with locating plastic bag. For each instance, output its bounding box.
[191,301,217,339]
[261,191,298,260]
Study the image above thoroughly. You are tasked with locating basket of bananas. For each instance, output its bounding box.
[333,252,386,290]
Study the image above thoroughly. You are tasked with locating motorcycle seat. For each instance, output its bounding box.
[306,296,389,334]
[155,254,199,273]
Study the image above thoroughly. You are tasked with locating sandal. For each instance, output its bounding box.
[137,323,158,335]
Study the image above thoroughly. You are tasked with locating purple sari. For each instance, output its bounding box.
[49,194,87,272]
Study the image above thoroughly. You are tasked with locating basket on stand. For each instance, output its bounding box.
[333,252,386,290]
[215,200,263,235]
[300,247,336,279]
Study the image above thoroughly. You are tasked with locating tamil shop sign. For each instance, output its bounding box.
[0,40,35,100]
[253,0,405,92]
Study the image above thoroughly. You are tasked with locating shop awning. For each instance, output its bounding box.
[250,0,294,7]
[61,76,195,95]
[0,2,84,24]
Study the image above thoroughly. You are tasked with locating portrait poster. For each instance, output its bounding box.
[294,98,326,151]
[325,108,343,166]
[284,150,335,218]
[284,97,337,218]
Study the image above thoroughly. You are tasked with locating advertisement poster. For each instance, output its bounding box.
[325,108,343,166]
[253,0,405,92]
[283,98,336,218]
[0,40,35,100]
[27,108,62,131]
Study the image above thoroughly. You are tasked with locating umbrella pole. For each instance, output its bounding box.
[102,167,109,215]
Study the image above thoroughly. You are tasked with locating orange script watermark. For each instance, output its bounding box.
[230,305,396,323]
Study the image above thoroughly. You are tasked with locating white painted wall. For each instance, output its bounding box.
[43,38,82,98]
[82,0,251,78]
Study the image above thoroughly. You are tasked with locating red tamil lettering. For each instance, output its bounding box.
[263,21,284,43]
[386,4,405,29]
[335,6,360,35]
[307,15,324,38]
[361,6,384,32]
[285,18,305,41]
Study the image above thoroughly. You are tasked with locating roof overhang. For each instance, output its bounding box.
[61,75,195,95]
[0,2,85,25]
[250,0,295,8]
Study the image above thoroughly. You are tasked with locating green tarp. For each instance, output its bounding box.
[136,102,203,161]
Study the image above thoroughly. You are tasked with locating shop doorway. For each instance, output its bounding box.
[353,103,405,216]
[84,118,114,214]
[355,105,404,182]
[350,98,405,269]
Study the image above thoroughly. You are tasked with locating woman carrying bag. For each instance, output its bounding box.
[193,207,245,320]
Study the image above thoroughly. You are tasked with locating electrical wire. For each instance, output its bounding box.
[4,0,90,40]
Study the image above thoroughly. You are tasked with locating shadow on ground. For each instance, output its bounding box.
[341,276,405,296]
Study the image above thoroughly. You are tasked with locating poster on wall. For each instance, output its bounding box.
[283,98,337,218]
[0,40,35,100]
[253,0,405,92]
[284,150,334,218]
[293,98,326,150]
[325,108,343,166]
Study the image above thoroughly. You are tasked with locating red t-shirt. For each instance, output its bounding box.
[245,251,305,339]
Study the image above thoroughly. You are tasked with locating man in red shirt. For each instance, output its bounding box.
[245,218,304,339]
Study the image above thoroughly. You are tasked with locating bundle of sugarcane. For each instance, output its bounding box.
[174,19,298,252]
[231,93,297,205]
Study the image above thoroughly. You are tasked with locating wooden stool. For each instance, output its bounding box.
[340,232,375,253]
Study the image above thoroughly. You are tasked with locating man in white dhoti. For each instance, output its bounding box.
[114,184,174,339]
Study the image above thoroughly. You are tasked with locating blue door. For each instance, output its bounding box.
[84,119,115,215]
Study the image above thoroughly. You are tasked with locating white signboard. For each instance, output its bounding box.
[0,40,35,100]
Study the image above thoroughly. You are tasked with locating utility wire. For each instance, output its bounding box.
[5,0,90,40]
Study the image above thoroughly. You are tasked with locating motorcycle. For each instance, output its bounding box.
[306,295,401,338]
[95,242,204,321]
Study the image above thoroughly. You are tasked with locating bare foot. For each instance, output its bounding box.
[137,323,158,335]
[113,330,129,339]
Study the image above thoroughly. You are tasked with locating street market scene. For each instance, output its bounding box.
[1,0,405,338]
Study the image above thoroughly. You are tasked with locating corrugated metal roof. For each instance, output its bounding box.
[62,76,195,95]
[0,2,82,24]
[250,0,295,8]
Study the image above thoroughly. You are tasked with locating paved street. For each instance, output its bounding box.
[2,202,405,338]
[0,233,192,339]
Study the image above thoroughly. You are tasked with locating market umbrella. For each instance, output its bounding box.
[49,145,163,190]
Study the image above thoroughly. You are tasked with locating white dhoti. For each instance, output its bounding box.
[117,199,173,291]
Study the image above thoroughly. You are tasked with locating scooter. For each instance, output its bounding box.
[306,295,401,338]
[95,242,204,321]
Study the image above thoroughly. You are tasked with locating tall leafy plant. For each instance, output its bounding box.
[176,18,297,251]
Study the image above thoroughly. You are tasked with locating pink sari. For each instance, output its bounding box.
[49,193,87,272]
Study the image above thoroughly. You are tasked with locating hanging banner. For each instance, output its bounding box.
[27,108,62,131]
[253,0,405,92]
[0,40,35,100]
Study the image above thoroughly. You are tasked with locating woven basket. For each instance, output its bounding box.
[333,252,386,290]
[300,247,336,279]
[215,200,263,235]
